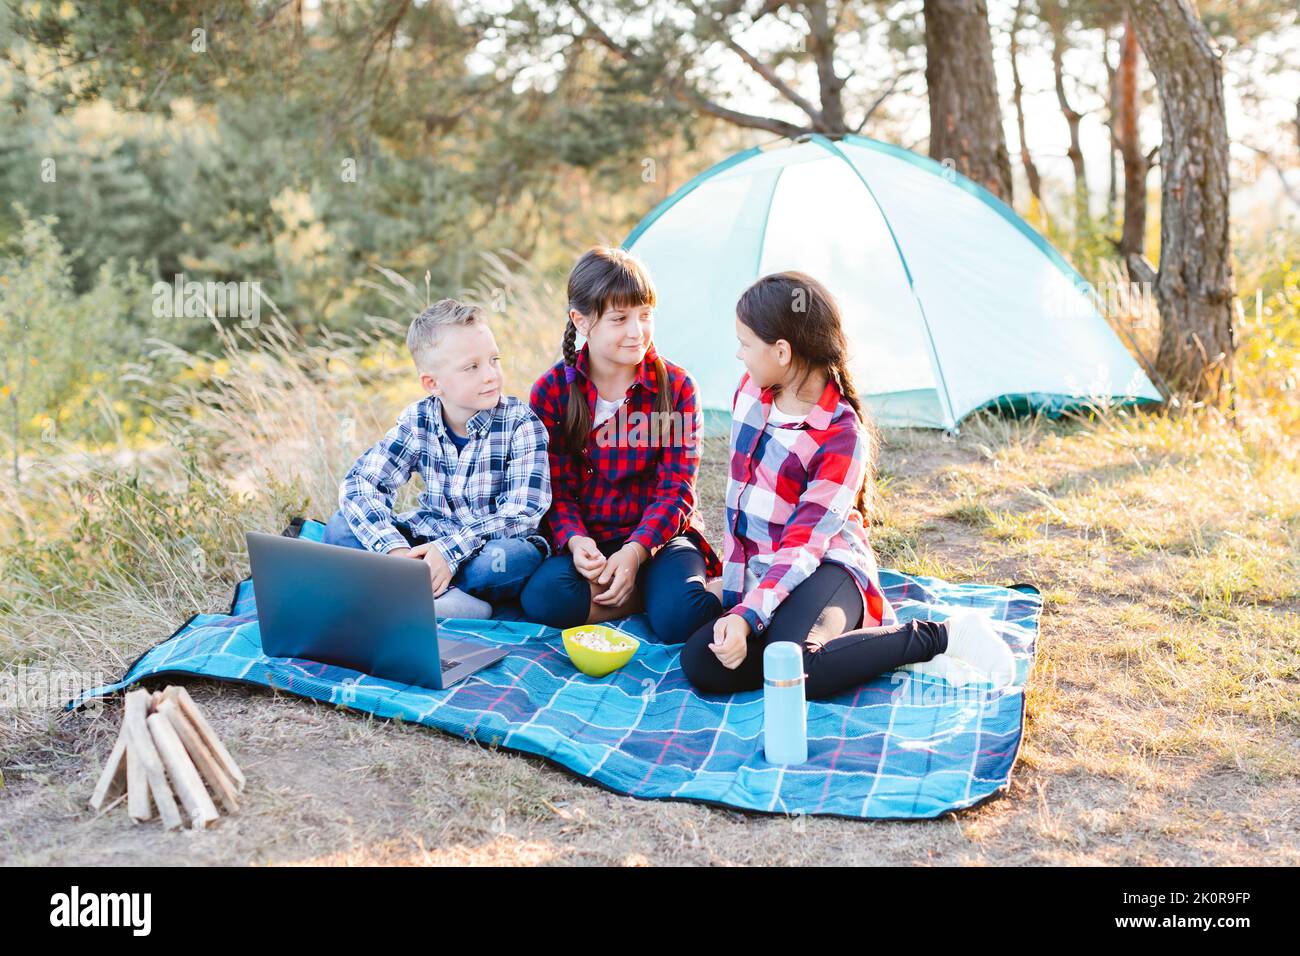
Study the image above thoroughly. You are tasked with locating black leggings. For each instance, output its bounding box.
[520,535,723,643]
[679,562,950,699]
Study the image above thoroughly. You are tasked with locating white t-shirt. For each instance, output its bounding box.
[766,402,806,426]
[593,394,625,427]
[762,401,806,456]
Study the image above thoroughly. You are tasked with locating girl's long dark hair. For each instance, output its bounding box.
[736,271,880,521]
[561,246,672,456]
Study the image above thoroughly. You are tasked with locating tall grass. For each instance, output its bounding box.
[0,252,563,753]
[1091,235,1300,454]
[1,242,1296,761]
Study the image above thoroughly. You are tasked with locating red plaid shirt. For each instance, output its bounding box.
[530,343,722,575]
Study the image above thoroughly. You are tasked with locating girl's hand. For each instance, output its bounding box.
[568,536,607,581]
[593,543,647,606]
[710,614,751,669]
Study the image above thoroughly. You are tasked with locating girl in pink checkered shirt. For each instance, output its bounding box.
[679,272,1016,699]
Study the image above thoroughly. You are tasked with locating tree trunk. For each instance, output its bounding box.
[1122,0,1235,405]
[923,0,1013,202]
[1117,17,1152,263]
[1045,0,1088,225]
[1104,30,1119,227]
[1009,0,1043,203]
[805,0,848,135]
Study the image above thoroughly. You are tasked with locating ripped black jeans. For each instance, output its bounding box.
[679,562,949,699]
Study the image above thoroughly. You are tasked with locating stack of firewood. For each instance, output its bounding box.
[89,685,244,830]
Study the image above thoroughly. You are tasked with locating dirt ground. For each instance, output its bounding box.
[3,423,1297,865]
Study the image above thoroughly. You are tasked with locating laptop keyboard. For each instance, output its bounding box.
[440,658,463,671]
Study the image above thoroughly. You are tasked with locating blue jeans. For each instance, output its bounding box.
[519,535,722,643]
[321,510,544,603]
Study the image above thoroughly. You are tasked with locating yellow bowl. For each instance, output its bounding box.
[560,625,640,677]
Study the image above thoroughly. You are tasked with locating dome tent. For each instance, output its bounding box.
[623,134,1164,431]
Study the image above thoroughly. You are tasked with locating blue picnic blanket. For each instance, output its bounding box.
[68,518,1040,820]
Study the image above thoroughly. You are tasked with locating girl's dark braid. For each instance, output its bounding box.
[561,317,591,456]
[830,359,879,523]
[561,316,579,366]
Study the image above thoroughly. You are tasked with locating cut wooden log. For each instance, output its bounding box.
[123,690,182,830]
[89,684,245,830]
[88,731,127,812]
[147,710,220,829]
[162,685,245,790]
[158,699,240,813]
[125,741,153,822]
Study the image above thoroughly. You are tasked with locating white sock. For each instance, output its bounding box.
[434,587,493,620]
[940,611,1016,688]
[900,654,981,687]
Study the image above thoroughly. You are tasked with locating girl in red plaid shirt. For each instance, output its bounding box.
[520,247,724,642]
[679,272,1016,698]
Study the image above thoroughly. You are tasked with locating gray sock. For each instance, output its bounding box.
[434,587,492,620]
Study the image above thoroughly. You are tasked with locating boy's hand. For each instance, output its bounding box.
[593,543,646,607]
[709,614,751,669]
[407,542,453,597]
[567,536,607,581]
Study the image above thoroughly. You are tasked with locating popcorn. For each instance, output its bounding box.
[568,629,636,653]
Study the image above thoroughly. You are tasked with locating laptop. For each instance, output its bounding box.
[246,531,508,689]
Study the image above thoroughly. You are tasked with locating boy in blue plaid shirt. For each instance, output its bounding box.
[321,299,552,619]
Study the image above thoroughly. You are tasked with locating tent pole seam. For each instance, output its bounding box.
[753,165,786,276]
[809,134,959,430]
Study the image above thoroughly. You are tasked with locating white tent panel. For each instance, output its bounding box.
[626,135,1162,431]
[630,160,782,412]
[756,153,940,404]
[839,140,1161,418]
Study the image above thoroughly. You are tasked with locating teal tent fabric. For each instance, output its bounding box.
[624,134,1163,430]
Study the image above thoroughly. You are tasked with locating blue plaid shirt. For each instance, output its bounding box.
[337,394,551,573]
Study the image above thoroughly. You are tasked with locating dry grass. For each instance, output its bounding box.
[2,298,1299,865]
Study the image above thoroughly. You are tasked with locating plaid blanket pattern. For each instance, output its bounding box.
[66,518,1041,820]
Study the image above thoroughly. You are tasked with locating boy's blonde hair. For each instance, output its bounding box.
[406,298,485,373]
